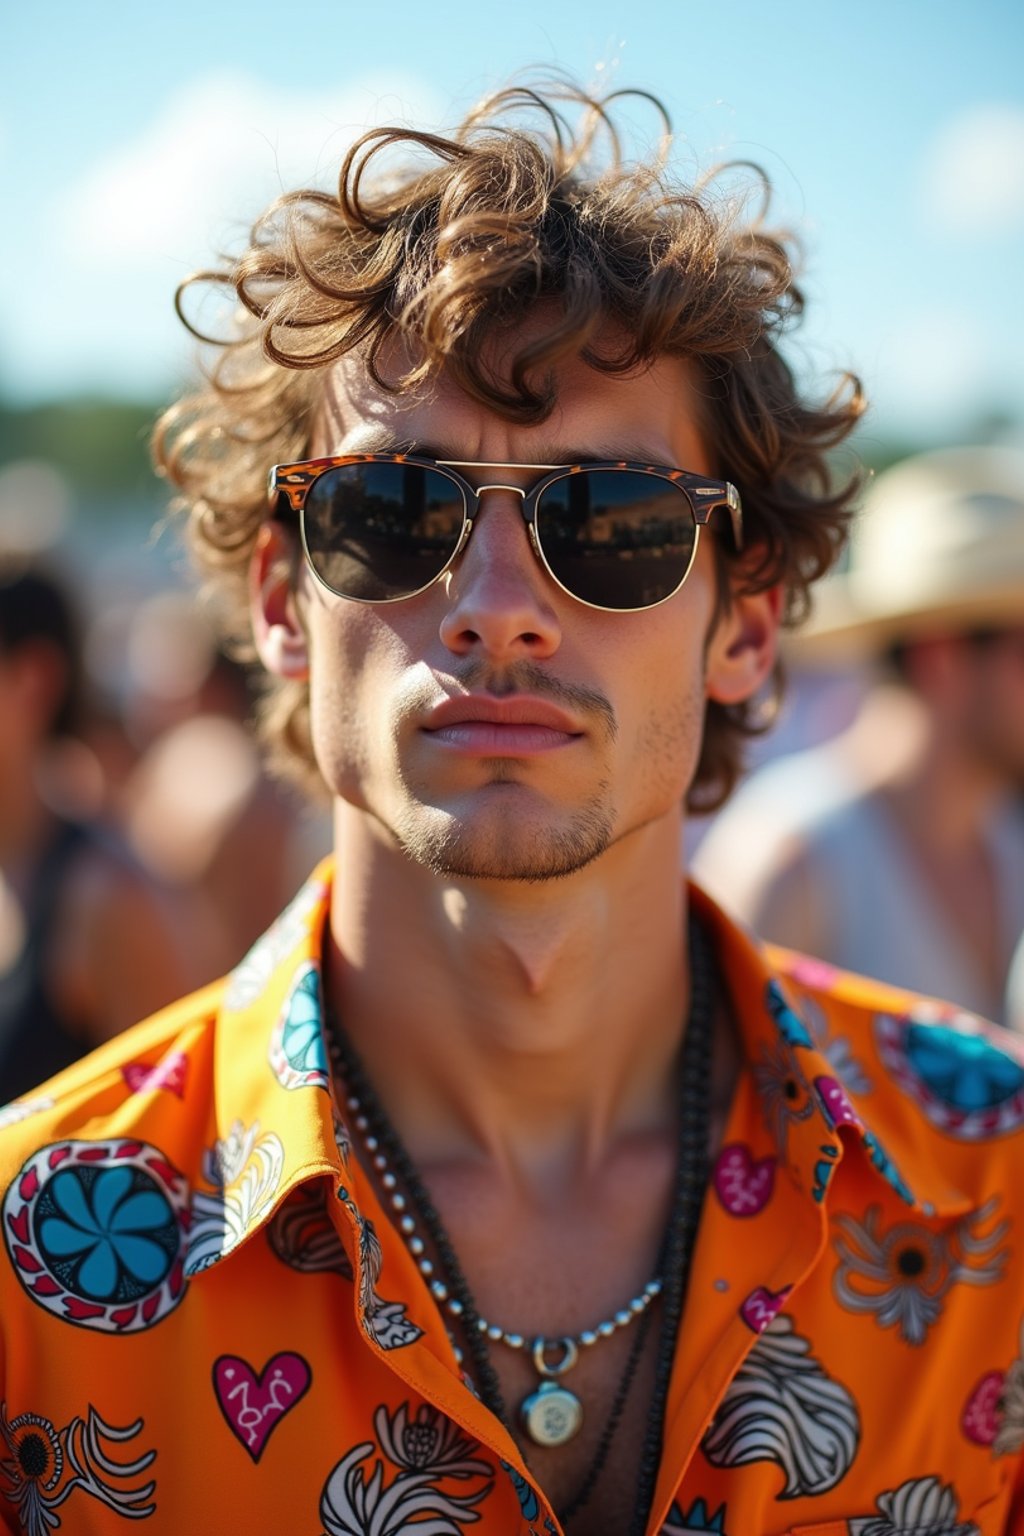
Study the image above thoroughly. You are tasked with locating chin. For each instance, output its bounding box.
[391,792,616,883]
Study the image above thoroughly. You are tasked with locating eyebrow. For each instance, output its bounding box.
[337,431,682,466]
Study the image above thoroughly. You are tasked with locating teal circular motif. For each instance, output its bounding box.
[36,1165,178,1302]
[268,963,330,1091]
[907,1024,1024,1112]
[876,1011,1024,1140]
[282,968,328,1079]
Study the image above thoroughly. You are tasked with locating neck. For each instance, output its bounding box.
[326,799,691,1188]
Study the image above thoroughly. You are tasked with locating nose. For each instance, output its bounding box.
[438,490,562,662]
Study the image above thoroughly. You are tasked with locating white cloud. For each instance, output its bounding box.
[920,103,1024,236]
[56,68,446,271]
[8,69,444,399]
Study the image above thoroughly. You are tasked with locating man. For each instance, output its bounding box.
[0,561,195,1098]
[2,83,1023,1536]
[693,446,1024,1026]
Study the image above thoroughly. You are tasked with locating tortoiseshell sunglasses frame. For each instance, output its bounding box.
[268,453,743,612]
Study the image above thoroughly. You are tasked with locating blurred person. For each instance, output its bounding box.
[120,592,329,974]
[0,560,196,1098]
[5,81,1024,1536]
[1011,926,1024,1033]
[694,446,1024,1025]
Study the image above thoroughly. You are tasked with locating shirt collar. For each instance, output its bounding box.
[189,859,968,1280]
[689,881,973,1221]
[183,860,345,1280]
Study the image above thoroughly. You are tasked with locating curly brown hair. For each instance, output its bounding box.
[153,80,864,812]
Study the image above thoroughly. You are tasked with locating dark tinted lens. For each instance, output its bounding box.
[302,462,465,601]
[535,471,697,609]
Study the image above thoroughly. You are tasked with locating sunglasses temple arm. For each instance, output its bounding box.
[722,484,742,551]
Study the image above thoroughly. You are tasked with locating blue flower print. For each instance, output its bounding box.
[906,1023,1024,1112]
[875,1010,1024,1141]
[765,980,813,1049]
[283,968,328,1074]
[270,962,330,1090]
[37,1166,178,1301]
[501,1461,540,1521]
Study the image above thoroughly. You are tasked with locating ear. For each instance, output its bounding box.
[249,523,310,680]
[704,581,782,705]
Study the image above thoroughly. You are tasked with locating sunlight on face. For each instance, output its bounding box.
[301,332,726,882]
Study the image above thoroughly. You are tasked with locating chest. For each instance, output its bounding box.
[484,1312,664,1534]
[5,1185,1023,1536]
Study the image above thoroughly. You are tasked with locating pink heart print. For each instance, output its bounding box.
[961,1370,1004,1446]
[740,1284,791,1334]
[712,1143,776,1217]
[213,1353,312,1461]
[121,1052,189,1099]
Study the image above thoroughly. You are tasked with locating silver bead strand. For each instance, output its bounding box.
[344,1086,662,1359]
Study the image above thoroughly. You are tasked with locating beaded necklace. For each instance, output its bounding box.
[338,1065,664,1445]
[325,915,713,1535]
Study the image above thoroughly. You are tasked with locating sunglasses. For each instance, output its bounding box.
[269,454,743,613]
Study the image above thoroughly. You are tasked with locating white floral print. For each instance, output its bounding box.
[320,1402,493,1535]
[847,1474,978,1535]
[186,1120,285,1275]
[223,879,327,1010]
[702,1315,860,1498]
[0,1400,155,1533]
[994,1315,1024,1455]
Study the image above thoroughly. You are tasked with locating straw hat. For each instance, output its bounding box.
[791,445,1024,663]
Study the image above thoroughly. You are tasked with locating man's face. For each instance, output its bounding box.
[962,629,1024,787]
[269,335,771,882]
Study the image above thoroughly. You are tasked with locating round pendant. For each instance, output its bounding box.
[519,1380,583,1446]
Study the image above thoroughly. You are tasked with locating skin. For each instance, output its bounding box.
[251,332,779,1519]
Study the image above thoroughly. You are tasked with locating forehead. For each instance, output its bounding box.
[314,325,712,470]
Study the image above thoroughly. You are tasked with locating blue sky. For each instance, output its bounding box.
[3,0,1023,442]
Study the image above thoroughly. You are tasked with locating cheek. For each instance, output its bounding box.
[633,649,707,799]
[614,604,710,803]
[304,605,408,794]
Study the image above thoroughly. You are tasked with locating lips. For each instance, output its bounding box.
[424,695,583,733]
[421,695,584,755]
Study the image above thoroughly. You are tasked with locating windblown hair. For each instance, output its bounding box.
[154,80,864,811]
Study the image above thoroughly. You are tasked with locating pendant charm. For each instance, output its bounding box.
[519,1380,583,1446]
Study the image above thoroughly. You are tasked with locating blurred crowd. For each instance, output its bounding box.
[0,558,329,1100]
[694,444,1024,1032]
[1,441,1023,1103]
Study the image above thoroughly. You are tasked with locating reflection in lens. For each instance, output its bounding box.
[536,471,697,608]
[302,462,465,601]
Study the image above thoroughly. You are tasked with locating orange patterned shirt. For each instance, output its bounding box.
[2,859,1024,1535]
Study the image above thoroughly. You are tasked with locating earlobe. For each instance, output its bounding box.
[705,582,782,705]
[249,524,310,680]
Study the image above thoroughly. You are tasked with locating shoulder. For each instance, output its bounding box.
[769,944,1024,1208]
[694,778,883,939]
[0,979,225,1185]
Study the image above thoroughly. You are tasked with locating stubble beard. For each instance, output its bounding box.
[390,773,617,883]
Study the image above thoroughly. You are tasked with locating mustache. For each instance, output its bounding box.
[444,658,618,741]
